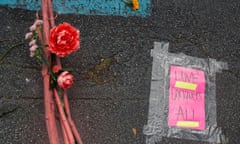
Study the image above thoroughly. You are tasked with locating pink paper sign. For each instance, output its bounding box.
[168,66,206,130]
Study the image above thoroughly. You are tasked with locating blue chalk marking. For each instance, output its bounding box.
[0,0,151,17]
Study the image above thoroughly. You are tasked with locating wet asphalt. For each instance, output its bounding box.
[0,0,240,144]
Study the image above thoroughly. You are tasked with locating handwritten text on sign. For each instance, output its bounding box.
[168,66,205,130]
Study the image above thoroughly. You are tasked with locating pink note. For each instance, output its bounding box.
[168,66,206,130]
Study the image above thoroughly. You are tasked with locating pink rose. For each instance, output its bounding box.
[57,71,74,89]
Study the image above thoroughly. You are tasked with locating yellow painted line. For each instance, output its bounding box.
[175,81,197,90]
[176,121,199,128]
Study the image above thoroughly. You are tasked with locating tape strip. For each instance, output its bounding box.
[175,81,197,90]
[176,121,199,128]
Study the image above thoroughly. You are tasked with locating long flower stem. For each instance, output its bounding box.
[56,57,62,68]
[42,72,59,144]
[57,55,83,144]
[64,92,83,144]
[47,0,55,27]
[60,117,70,144]
[40,0,83,144]
[41,0,60,143]
[53,89,75,144]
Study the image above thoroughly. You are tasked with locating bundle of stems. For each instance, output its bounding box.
[40,0,83,143]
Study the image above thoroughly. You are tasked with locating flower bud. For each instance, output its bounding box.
[25,32,33,39]
[57,71,74,89]
[52,65,61,73]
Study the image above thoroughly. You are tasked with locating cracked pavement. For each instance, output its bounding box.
[0,0,240,144]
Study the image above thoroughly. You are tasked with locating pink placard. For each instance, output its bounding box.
[168,66,206,130]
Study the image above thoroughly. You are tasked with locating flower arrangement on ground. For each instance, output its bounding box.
[25,0,83,144]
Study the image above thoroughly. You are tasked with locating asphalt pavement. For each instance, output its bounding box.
[0,0,240,144]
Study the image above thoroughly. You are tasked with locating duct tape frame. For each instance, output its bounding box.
[144,42,228,144]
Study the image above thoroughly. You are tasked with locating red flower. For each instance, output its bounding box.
[49,22,80,57]
[52,65,61,73]
[57,71,74,89]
